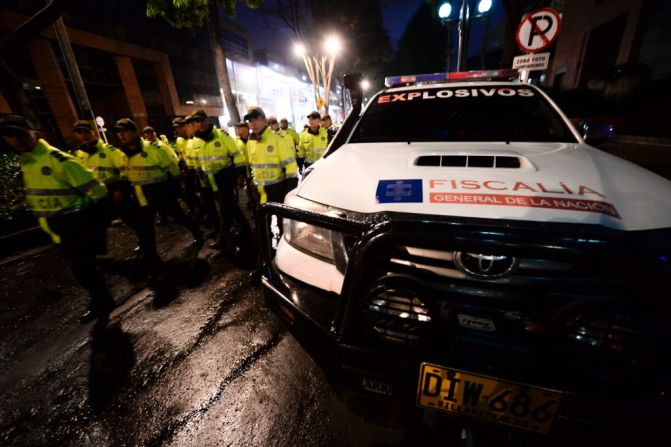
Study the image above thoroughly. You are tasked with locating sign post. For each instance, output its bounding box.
[514,8,562,83]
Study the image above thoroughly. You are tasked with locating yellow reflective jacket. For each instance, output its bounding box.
[124,139,175,206]
[283,126,300,147]
[20,139,107,218]
[184,138,198,169]
[298,126,329,163]
[174,136,187,161]
[75,139,127,184]
[193,127,246,191]
[247,126,298,186]
[236,136,251,178]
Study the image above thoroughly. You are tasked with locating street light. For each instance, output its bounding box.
[294,35,343,114]
[360,79,370,91]
[438,0,494,71]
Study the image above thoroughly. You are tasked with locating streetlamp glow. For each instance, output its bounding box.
[477,0,492,14]
[323,35,342,55]
[293,43,306,57]
[360,79,370,91]
[438,2,452,19]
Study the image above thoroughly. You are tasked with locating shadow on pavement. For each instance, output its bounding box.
[150,257,210,308]
[88,323,135,414]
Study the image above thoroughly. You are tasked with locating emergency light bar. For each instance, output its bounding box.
[384,69,520,88]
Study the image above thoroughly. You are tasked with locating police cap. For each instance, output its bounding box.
[243,107,265,121]
[307,111,321,119]
[321,114,331,121]
[142,126,155,134]
[188,109,208,122]
[0,114,37,135]
[113,118,138,131]
[267,115,278,125]
[172,117,187,128]
[233,121,249,128]
[72,120,93,132]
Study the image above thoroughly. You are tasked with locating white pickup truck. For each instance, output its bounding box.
[258,70,671,441]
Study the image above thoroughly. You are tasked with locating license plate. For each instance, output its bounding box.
[417,363,562,434]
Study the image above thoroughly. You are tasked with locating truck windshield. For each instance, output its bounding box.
[349,85,577,143]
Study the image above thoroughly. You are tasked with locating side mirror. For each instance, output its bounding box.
[579,120,614,145]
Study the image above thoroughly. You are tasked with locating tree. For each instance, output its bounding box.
[311,0,392,89]
[146,0,263,123]
[390,2,447,76]
[260,0,316,40]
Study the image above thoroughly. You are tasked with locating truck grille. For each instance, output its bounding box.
[354,233,666,386]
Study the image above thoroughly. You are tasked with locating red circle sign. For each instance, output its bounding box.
[516,8,562,53]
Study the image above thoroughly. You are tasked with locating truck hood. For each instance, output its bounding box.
[296,142,671,231]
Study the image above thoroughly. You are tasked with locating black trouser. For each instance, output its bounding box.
[195,170,220,230]
[135,180,202,263]
[213,166,251,239]
[47,202,115,313]
[183,169,204,217]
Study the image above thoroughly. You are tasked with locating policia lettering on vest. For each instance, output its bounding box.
[0,115,115,324]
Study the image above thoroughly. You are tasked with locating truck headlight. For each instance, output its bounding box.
[282,193,350,270]
[284,219,336,262]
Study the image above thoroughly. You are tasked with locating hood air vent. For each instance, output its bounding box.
[415,155,521,168]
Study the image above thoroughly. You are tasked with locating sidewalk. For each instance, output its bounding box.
[612,135,671,148]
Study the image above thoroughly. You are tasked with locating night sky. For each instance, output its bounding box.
[234,0,506,63]
[234,0,426,59]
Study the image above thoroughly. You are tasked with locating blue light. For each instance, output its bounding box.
[478,0,492,14]
[438,2,452,19]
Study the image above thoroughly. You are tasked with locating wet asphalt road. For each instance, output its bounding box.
[1,142,669,446]
[0,225,406,446]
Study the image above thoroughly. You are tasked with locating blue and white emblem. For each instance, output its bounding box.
[376,179,423,203]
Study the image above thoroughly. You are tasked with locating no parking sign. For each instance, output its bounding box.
[516,8,562,53]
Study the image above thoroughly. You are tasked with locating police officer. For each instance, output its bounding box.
[234,121,260,211]
[298,111,329,170]
[73,120,132,231]
[320,114,337,143]
[172,117,201,216]
[0,115,115,323]
[245,107,298,204]
[190,110,251,249]
[279,118,300,149]
[267,116,285,136]
[185,113,220,234]
[114,118,203,268]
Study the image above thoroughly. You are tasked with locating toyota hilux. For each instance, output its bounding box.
[257,70,671,442]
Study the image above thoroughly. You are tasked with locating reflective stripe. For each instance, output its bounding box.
[251,163,281,169]
[76,179,101,193]
[200,155,231,161]
[231,150,242,157]
[25,188,78,196]
[285,172,298,179]
[280,156,296,166]
[234,161,246,168]
[90,166,118,172]
[254,177,284,186]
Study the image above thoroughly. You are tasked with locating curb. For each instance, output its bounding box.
[612,135,671,148]
[0,226,51,260]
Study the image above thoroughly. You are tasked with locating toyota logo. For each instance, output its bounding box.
[453,252,518,279]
